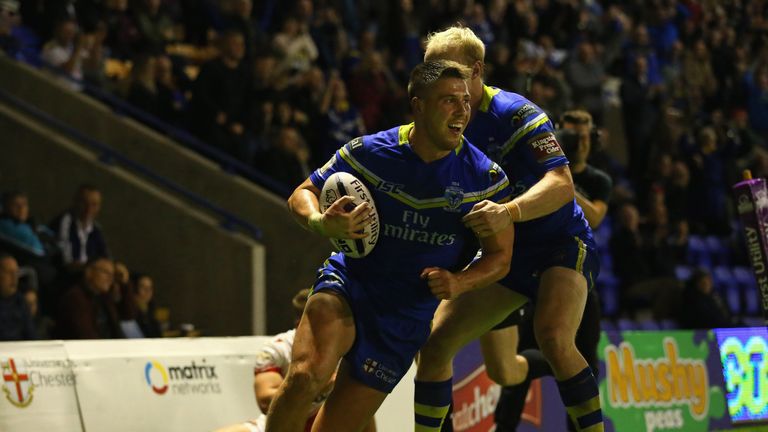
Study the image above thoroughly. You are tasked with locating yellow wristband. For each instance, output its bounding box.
[506,202,522,223]
[307,213,325,235]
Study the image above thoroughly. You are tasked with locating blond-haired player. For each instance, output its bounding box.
[412,26,604,432]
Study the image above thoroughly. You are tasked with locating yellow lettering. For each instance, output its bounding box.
[637,362,658,402]
[656,363,672,402]
[605,338,710,420]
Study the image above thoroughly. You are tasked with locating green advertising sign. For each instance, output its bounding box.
[598,331,728,432]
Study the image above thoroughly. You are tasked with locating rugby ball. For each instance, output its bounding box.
[320,172,380,258]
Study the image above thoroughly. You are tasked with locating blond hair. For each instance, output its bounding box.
[424,26,486,66]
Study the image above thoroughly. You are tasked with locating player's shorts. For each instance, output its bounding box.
[498,230,599,305]
[312,256,432,393]
[491,301,533,330]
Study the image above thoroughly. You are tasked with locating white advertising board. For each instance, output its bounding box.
[0,341,82,432]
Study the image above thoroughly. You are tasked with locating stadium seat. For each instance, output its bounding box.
[120,320,145,338]
[743,316,766,328]
[733,266,756,291]
[712,266,734,290]
[706,236,730,266]
[617,318,637,331]
[600,319,617,332]
[744,283,760,316]
[686,235,711,268]
[675,265,692,281]
[725,285,742,316]
[659,319,679,330]
[596,271,619,316]
[600,252,613,272]
[638,320,660,331]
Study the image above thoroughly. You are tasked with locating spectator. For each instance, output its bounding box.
[24,289,53,339]
[348,50,404,131]
[256,126,311,188]
[223,0,265,62]
[677,268,734,329]
[745,63,768,138]
[133,273,161,338]
[272,16,318,77]
[154,54,186,125]
[0,253,36,340]
[133,0,176,54]
[81,19,109,87]
[40,17,86,82]
[682,39,718,116]
[0,191,45,256]
[0,0,21,59]
[559,110,613,228]
[317,74,365,164]
[112,260,134,319]
[685,126,730,235]
[56,257,123,339]
[621,55,663,183]
[103,0,140,60]
[565,40,606,125]
[49,184,109,268]
[189,30,252,159]
[125,52,160,116]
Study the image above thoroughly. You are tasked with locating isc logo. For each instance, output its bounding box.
[376,181,404,193]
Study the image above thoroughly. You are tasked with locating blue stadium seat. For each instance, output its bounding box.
[600,319,617,332]
[659,319,679,330]
[706,236,730,266]
[600,252,613,272]
[743,317,766,328]
[617,318,637,331]
[638,320,660,331]
[596,271,619,316]
[686,235,711,268]
[675,265,692,281]
[712,266,734,289]
[744,282,760,316]
[725,285,742,316]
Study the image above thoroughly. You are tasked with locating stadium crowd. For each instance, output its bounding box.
[1,0,767,341]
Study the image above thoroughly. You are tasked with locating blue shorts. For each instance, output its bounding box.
[312,256,433,393]
[498,231,600,301]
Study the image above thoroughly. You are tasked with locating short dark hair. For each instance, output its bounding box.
[1,190,25,209]
[408,60,472,99]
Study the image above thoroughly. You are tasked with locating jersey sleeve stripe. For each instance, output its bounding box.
[500,112,549,157]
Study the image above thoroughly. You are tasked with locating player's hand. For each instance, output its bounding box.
[319,196,372,239]
[462,200,512,237]
[421,267,462,300]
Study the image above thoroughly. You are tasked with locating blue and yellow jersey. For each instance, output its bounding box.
[310,123,510,313]
[464,85,590,245]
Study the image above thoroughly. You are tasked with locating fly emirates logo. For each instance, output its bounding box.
[382,210,457,246]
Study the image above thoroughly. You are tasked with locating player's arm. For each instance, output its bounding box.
[463,165,574,234]
[422,224,513,300]
[506,165,574,222]
[287,178,371,239]
[254,370,283,413]
[575,191,608,229]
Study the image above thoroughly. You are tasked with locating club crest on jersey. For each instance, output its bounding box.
[443,184,464,212]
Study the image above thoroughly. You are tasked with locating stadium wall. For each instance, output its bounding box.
[0,56,332,334]
[0,102,265,336]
